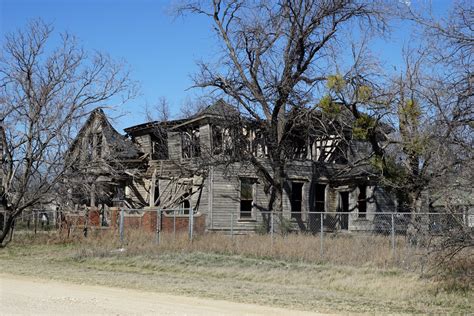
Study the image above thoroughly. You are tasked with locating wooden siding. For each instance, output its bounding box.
[199,124,211,157]
[112,112,397,233]
[167,132,181,161]
[134,134,152,156]
[125,178,149,208]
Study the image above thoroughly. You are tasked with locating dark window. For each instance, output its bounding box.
[291,182,303,219]
[358,185,367,218]
[240,178,254,218]
[181,192,191,214]
[151,133,168,160]
[212,126,223,155]
[339,191,349,230]
[212,125,235,156]
[315,184,325,212]
[153,180,160,206]
[182,128,200,158]
[252,130,267,157]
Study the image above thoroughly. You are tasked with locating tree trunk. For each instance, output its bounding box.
[407,189,426,246]
[34,210,38,234]
[0,215,16,247]
[272,161,288,234]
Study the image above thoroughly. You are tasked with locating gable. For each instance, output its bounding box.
[67,108,141,166]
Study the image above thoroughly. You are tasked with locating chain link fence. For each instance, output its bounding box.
[228,211,470,258]
[13,206,466,267]
[115,208,199,246]
[2,209,60,233]
[109,208,471,261]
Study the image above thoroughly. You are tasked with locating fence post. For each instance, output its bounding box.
[320,212,324,259]
[230,209,234,239]
[189,207,194,242]
[119,208,124,246]
[34,210,38,235]
[270,212,274,248]
[173,209,176,240]
[156,209,161,245]
[391,213,395,258]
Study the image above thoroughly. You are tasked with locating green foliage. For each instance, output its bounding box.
[319,95,341,116]
[400,99,422,122]
[326,74,346,92]
[369,156,384,171]
[357,85,372,102]
[406,135,427,156]
[369,156,406,184]
[352,114,376,140]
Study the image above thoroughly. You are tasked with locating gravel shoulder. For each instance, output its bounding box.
[0,274,324,315]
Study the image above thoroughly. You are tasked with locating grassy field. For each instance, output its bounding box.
[0,231,472,314]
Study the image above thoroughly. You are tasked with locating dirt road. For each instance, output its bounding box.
[0,274,323,315]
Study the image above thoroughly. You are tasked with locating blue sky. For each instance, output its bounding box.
[1,0,451,132]
[1,0,217,130]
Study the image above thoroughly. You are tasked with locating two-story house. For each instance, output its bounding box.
[67,102,399,233]
[120,100,397,233]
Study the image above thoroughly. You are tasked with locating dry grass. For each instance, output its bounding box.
[2,230,472,314]
[9,228,466,274]
[67,229,426,270]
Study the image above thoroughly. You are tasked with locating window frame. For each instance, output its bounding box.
[239,177,256,220]
[181,127,201,159]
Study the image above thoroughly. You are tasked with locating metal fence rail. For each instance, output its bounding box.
[111,209,471,259]
[117,208,196,245]
[20,207,467,262]
[275,211,469,258]
[2,209,59,233]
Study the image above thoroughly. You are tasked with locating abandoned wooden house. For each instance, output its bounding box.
[64,109,145,212]
[67,102,399,233]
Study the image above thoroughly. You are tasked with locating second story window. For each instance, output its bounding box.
[182,127,200,159]
[250,129,268,158]
[212,126,223,155]
[151,134,168,160]
[212,125,234,156]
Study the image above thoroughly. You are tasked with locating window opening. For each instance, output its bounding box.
[291,182,303,219]
[240,178,254,218]
[358,185,367,218]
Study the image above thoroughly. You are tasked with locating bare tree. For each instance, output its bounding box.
[145,96,172,122]
[0,19,136,246]
[392,1,474,257]
[176,1,391,221]
[179,96,210,119]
